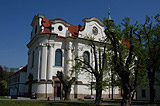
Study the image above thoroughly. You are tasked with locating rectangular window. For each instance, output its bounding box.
[154,89,156,98]
[31,51,34,68]
[142,90,146,98]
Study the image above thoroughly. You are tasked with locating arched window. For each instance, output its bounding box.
[83,51,90,67]
[55,49,62,66]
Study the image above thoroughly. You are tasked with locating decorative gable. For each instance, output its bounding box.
[79,17,105,41]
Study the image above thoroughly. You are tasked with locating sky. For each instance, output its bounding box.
[0,0,160,68]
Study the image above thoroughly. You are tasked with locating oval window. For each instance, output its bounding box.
[58,25,63,31]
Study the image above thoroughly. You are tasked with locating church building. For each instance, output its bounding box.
[7,13,120,99]
[24,14,119,98]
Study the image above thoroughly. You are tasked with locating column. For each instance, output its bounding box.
[40,44,48,80]
[65,41,72,77]
[37,46,41,80]
[34,46,40,81]
[47,44,54,81]
[74,42,78,98]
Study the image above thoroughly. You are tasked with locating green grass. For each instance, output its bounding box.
[102,99,160,104]
[0,100,118,106]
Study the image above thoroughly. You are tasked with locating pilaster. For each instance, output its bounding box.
[40,43,48,80]
[47,44,54,81]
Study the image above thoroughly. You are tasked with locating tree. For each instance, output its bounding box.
[141,14,160,103]
[104,17,147,106]
[1,65,17,96]
[75,40,108,105]
[3,67,14,81]
[0,80,7,95]
[56,71,76,100]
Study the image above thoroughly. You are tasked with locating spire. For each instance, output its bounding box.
[108,8,112,20]
[108,8,114,22]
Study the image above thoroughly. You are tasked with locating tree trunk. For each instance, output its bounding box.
[121,84,131,106]
[149,67,155,103]
[111,85,114,100]
[121,73,131,106]
[131,90,136,100]
[95,78,103,105]
[95,87,102,105]
[64,86,71,100]
[149,82,154,103]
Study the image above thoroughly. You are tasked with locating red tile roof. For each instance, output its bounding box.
[41,18,51,34]
[34,17,131,47]
[80,25,85,31]
[122,38,130,48]
[68,24,79,37]
[40,18,79,38]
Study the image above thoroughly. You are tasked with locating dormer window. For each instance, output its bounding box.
[92,26,98,35]
[58,25,63,31]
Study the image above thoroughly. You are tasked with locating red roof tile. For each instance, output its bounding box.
[80,25,85,31]
[40,17,79,37]
[68,24,79,37]
[42,18,50,27]
[122,38,130,48]
[50,18,63,21]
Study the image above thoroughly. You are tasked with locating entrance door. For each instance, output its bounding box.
[54,82,61,97]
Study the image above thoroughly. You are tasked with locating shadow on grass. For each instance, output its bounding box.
[47,101,95,106]
[47,101,119,106]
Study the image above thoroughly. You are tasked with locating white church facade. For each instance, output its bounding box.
[7,14,120,99]
[7,13,160,101]
[25,14,120,98]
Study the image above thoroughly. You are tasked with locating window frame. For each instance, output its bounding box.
[31,50,35,68]
[142,89,146,98]
[55,49,62,66]
[83,51,90,67]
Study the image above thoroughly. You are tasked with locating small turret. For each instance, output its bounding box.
[108,8,114,22]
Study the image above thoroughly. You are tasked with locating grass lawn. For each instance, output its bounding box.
[0,100,118,106]
[102,99,160,105]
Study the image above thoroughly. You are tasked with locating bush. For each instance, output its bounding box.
[0,80,7,95]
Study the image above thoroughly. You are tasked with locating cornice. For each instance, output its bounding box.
[82,17,104,27]
[50,19,70,27]
[27,33,57,48]
[31,14,45,27]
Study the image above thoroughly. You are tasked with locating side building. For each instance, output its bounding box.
[7,65,27,97]
[136,69,160,101]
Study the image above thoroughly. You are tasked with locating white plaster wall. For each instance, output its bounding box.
[32,83,53,94]
[155,86,160,100]
[77,85,93,95]
[31,18,43,39]
[137,86,160,101]
[51,23,68,37]
[19,72,27,84]
[46,84,53,93]
[18,84,26,95]
[26,17,122,97]
[71,85,119,95]
[32,83,46,93]
[136,86,150,100]
[79,21,105,41]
